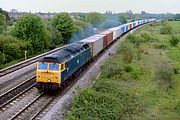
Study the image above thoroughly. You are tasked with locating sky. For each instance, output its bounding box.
[0,0,180,14]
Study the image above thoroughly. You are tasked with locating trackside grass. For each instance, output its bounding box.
[66,21,180,120]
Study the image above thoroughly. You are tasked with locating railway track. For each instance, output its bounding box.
[8,93,55,120]
[0,46,65,77]
[0,76,36,109]
[0,75,76,120]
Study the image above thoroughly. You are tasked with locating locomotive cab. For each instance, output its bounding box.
[37,62,66,82]
[36,62,66,91]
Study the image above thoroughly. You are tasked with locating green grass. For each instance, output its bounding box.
[169,21,180,33]
[66,22,180,120]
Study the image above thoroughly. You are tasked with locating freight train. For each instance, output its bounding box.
[36,19,155,91]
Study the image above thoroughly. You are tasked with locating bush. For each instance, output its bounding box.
[4,44,22,62]
[127,34,141,46]
[160,22,173,34]
[170,35,179,46]
[153,43,167,49]
[140,32,153,42]
[100,56,124,79]
[67,82,142,120]
[0,35,32,64]
[118,42,134,63]
[155,61,174,90]
[0,52,5,64]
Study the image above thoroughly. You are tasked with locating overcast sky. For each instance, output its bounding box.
[1,0,180,13]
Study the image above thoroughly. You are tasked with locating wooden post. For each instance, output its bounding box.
[25,51,27,60]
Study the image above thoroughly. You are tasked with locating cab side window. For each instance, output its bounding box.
[61,63,65,70]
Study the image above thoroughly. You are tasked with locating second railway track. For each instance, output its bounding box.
[0,46,65,77]
[0,76,36,109]
[8,93,55,120]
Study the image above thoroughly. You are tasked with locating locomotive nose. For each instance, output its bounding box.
[37,72,60,83]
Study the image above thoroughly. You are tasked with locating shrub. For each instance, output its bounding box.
[160,22,173,34]
[67,82,142,120]
[4,44,22,62]
[154,61,174,90]
[0,35,32,64]
[153,43,167,49]
[0,52,5,64]
[118,42,134,63]
[130,64,143,79]
[127,34,141,46]
[140,32,152,42]
[170,35,179,46]
[136,46,143,60]
[101,57,124,79]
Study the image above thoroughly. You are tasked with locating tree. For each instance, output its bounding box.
[85,12,104,27]
[52,12,75,44]
[12,14,50,53]
[0,34,33,63]
[118,13,128,24]
[0,8,10,21]
[47,22,63,46]
[0,13,6,33]
[174,14,180,20]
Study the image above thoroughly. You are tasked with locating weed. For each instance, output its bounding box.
[154,61,174,90]
[153,43,167,49]
[140,32,153,42]
[127,34,141,46]
[160,22,173,34]
[118,42,134,63]
[170,35,179,46]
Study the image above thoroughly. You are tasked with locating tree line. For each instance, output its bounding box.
[0,9,128,67]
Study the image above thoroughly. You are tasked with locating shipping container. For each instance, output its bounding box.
[125,25,129,32]
[98,30,113,48]
[80,35,104,57]
[121,25,126,34]
[138,21,140,25]
[129,23,133,29]
[109,26,122,40]
[133,22,136,28]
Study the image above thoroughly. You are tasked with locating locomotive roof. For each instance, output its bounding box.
[39,42,88,63]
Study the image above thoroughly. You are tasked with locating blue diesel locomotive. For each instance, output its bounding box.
[36,42,91,91]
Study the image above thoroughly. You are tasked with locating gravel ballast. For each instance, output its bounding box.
[0,63,36,95]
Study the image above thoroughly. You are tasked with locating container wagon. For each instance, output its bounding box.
[109,27,122,40]
[98,30,113,48]
[80,35,104,57]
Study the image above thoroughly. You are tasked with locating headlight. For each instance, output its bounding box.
[48,79,51,82]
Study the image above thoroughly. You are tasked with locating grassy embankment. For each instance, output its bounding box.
[66,21,180,120]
